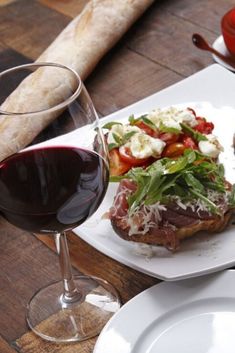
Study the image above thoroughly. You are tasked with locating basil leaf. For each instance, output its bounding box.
[112,133,122,144]
[142,116,157,131]
[181,122,207,142]
[108,143,119,151]
[128,114,140,125]
[122,131,137,143]
[102,121,122,130]
[159,121,181,134]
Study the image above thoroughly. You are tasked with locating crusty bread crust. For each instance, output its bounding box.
[0,0,154,162]
[111,211,233,247]
[37,0,155,80]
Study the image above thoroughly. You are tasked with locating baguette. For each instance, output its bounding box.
[0,0,154,162]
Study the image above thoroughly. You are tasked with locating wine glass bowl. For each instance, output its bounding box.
[0,62,120,342]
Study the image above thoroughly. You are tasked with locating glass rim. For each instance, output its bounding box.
[0,62,82,116]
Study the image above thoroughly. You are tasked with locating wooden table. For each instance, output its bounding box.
[0,0,234,352]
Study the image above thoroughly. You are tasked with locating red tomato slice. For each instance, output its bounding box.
[194,117,214,134]
[109,148,131,176]
[119,146,150,166]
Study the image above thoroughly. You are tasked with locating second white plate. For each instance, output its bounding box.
[94,270,235,353]
[212,35,235,71]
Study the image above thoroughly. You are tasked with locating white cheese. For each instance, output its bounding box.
[198,134,223,158]
[147,106,198,130]
[107,124,141,145]
[125,132,166,159]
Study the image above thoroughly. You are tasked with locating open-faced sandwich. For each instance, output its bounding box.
[104,106,235,251]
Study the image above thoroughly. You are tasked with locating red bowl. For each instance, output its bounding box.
[221,7,235,56]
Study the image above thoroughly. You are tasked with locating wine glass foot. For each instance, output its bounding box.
[26,275,121,343]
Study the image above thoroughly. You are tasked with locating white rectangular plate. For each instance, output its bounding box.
[74,64,235,281]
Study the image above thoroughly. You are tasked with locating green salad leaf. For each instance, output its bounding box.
[180,122,207,142]
[159,121,181,134]
[102,121,122,130]
[110,149,230,215]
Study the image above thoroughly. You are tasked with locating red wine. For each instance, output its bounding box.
[0,146,108,233]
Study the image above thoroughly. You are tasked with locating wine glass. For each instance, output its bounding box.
[0,62,121,342]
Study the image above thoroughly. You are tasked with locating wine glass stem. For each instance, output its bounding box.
[55,232,82,304]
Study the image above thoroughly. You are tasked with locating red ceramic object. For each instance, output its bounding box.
[221,7,235,56]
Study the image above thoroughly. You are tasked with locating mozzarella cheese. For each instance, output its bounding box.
[107,124,141,145]
[148,106,198,130]
[198,134,223,158]
[125,132,166,159]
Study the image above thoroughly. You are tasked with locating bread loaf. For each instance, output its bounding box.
[0,0,154,162]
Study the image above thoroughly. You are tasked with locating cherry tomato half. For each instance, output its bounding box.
[162,143,186,158]
[119,146,150,166]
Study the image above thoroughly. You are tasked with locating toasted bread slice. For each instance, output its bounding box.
[111,211,233,250]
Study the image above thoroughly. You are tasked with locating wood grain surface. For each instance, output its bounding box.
[0,0,233,352]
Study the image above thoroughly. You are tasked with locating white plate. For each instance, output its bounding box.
[74,64,235,281]
[212,35,235,71]
[94,270,235,353]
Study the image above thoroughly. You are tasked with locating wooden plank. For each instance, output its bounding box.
[0,217,82,342]
[0,0,18,6]
[0,48,31,71]
[16,332,96,353]
[0,336,17,353]
[161,0,235,33]
[0,46,31,112]
[0,0,70,60]
[86,46,182,116]
[126,3,216,77]
[38,232,158,303]
[38,0,87,18]
[15,231,158,353]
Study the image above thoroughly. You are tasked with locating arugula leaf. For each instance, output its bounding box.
[165,154,190,174]
[111,149,231,215]
[189,189,220,214]
[184,172,205,194]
